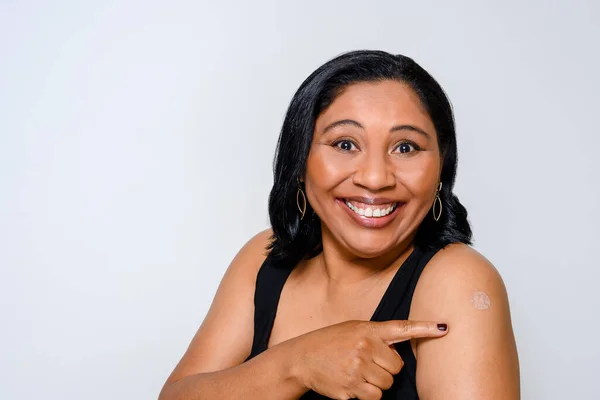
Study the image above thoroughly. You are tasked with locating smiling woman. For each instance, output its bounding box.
[303,80,448,254]
[159,51,520,400]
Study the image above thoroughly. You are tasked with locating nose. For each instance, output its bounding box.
[352,151,396,191]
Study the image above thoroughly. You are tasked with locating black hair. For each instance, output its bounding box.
[267,50,472,266]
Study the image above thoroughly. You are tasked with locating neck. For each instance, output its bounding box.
[317,226,415,285]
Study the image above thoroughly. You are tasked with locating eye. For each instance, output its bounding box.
[333,140,358,152]
[394,141,420,154]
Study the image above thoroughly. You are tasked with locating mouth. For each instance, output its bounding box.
[343,199,399,218]
[336,196,405,229]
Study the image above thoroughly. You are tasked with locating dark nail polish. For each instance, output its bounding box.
[437,324,448,331]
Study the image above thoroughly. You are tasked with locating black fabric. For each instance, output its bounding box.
[246,245,444,399]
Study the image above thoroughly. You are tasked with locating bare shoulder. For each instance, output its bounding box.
[412,243,509,316]
[410,243,520,399]
[225,228,274,281]
[162,228,273,386]
[204,227,274,324]
[242,228,273,257]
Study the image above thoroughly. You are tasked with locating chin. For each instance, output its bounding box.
[343,237,400,259]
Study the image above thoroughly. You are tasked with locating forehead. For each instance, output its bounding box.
[316,80,435,134]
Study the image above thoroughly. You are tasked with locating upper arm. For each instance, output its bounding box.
[410,244,520,400]
[163,229,273,386]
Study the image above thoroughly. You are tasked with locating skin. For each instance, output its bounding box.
[159,80,520,400]
[471,291,492,310]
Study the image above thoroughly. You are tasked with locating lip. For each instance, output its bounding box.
[343,196,397,205]
[336,198,404,229]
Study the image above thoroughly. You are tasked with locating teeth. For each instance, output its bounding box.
[344,200,397,218]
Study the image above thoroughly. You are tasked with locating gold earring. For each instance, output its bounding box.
[296,181,306,220]
[433,182,442,222]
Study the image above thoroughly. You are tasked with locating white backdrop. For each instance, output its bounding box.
[1,1,598,399]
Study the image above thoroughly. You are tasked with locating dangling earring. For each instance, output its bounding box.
[296,178,307,220]
[432,182,443,222]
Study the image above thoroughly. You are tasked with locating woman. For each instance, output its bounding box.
[159,50,520,399]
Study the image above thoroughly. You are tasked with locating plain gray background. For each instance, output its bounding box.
[1,1,598,399]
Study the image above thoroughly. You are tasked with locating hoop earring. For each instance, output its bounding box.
[296,182,307,220]
[433,182,442,222]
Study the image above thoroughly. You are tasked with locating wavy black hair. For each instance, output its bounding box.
[267,50,472,266]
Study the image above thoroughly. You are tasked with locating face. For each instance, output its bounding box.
[304,80,441,258]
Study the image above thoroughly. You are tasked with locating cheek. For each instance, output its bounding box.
[397,155,440,198]
[305,146,351,189]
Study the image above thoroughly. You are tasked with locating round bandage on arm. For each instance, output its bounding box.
[470,291,491,310]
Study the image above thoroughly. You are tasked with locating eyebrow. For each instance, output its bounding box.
[322,119,431,139]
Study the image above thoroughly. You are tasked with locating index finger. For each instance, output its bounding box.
[374,320,448,344]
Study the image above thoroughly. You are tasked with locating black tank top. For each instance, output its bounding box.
[246,244,443,399]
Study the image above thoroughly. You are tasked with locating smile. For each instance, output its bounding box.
[343,200,398,218]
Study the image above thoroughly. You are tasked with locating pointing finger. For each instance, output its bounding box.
[375,320,448,344]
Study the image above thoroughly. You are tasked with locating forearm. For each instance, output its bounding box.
[159,343,308,400]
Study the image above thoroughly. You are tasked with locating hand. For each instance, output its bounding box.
[290,320,448,400]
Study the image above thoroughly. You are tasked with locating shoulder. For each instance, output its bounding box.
[236,228,273,263]
[409,244,520,397]
[412,243,509,316]
[426,242,500,280]
[226,228,274,283]
[161,228,275,384]
[205,228,275,303]
[409,242,514,344]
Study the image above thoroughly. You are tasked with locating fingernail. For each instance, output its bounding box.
[437,324,448,331]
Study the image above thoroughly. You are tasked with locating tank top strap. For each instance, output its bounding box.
[247,255,293,360]
[371,244,445,385]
